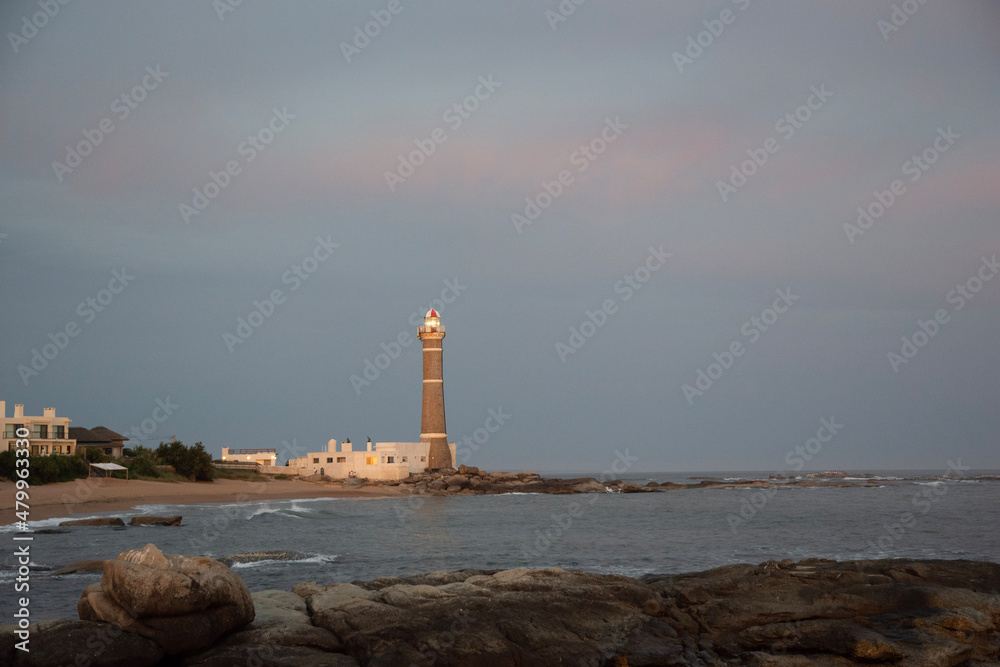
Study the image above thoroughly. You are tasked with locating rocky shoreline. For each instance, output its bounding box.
[303,465,1000,496]
[3,545,998,666]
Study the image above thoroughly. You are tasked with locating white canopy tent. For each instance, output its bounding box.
[89,462,128,481]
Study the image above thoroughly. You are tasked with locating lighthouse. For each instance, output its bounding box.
[418,308,451,470]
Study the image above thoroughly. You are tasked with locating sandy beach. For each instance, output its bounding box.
[0,477,402,525]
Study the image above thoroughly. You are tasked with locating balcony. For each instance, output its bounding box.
[418,324,445,335]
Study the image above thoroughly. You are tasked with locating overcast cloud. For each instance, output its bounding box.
[2,1,998,472]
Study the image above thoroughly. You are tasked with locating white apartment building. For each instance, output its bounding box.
[0,401,76,455]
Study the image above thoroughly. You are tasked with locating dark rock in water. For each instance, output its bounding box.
[218,550,313,567]
[31,528,71,534]
[621,482,659,493]
[78,543,254,655]
[59,517,125,527]
[0,619,163,666]
[444,474,468,489]
[130,515,182,527]
[805,470,848,478]
[51,559,106,575]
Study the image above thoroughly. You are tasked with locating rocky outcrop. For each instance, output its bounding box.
[129,516,182,527]
[4,557,999,665]
[0,619,163,667]
[218,550,312,567]
[377,469,628,496]
[51,559,106,575]
[78,543,254,655]
[292,558,1000,665]
[59,517,125,527]
[180,590,352,666]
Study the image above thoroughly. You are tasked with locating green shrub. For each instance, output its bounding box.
[80,447,110,463]
[0,451,89,485]
[155,441,215,481]
[125,453,161,478]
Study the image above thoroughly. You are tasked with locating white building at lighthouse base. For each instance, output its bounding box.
[287,439,456,479]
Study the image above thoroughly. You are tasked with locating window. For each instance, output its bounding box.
[420,456,426,462]
[327,457,333,463]
[337,457,346,463]
[33,424,48,439]
[313,458,319,464]
[52,425,64,439]
[387,456,394,463]
[4,424,21,438]
[365,457,376,465]
[401,456,407,462]
[103,448,112,455]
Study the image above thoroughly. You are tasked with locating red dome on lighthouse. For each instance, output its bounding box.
[425,308,439,318]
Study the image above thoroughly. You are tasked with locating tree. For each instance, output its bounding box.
[155,440,215,481]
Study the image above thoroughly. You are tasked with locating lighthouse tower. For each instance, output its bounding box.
[418,308,451,470]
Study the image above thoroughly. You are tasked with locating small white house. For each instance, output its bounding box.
[221,447,277,466]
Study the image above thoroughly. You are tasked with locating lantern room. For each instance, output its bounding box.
[422,308,441,333]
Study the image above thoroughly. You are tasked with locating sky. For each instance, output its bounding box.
[2,1,998,473]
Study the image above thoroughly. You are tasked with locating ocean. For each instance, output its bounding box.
[4,470,999,621]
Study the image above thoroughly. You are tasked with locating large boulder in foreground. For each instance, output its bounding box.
[78,543,254,655]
